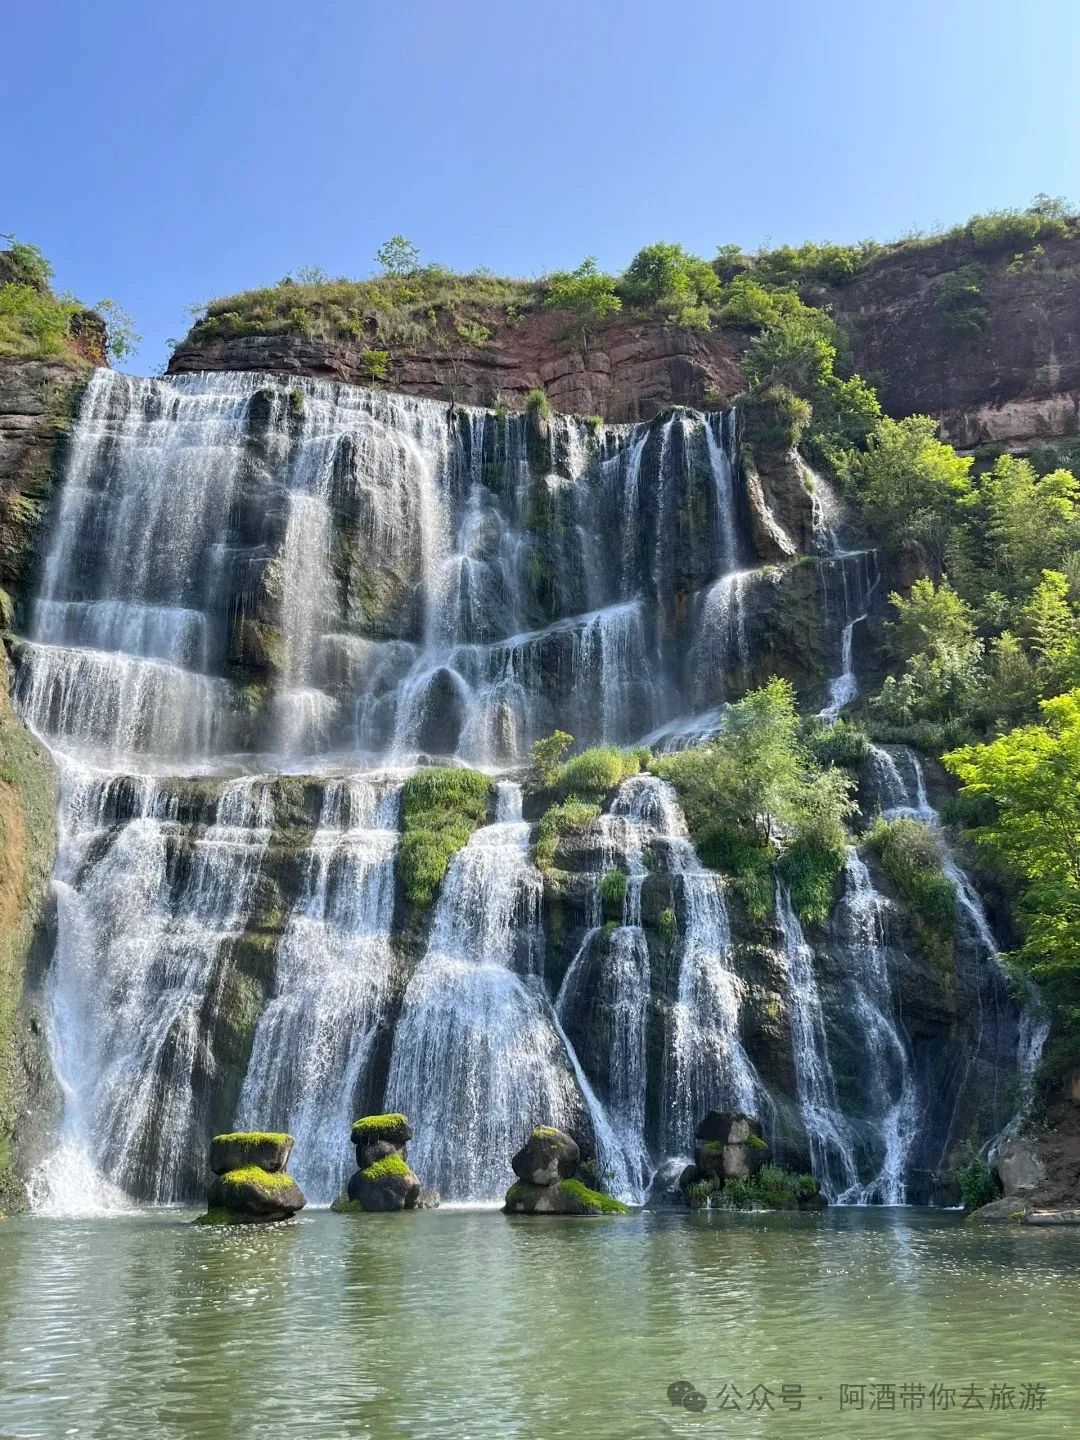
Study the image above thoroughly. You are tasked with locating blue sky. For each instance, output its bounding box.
[4,0,1078,372]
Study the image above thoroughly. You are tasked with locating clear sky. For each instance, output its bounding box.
[4,0,1078,373]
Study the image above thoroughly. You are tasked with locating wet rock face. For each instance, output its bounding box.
[169,312,746,424]
[829,231,1080,448]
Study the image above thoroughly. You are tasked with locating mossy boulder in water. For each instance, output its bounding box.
[336,1114,427,1212]
[693,1113,770,1181]
[504,1177,629,1216]
[345,1153,422,1212]
[203,1164,306,1222]
[511,1125,580,1186]
[208,1130,294,1176]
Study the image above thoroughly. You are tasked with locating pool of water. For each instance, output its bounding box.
[0,1207,1076,1438]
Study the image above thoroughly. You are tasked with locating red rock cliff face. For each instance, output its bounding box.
[169,310,746,423]
[829,233,1080,449]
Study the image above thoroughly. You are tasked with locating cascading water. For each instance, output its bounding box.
[384,783,580,1201]
[33,772,274,1209]
[237,777,400,1204]
[818,549,879,720]
[867,743,1049,1143]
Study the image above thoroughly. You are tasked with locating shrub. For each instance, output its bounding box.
[360,348,390,381]
[530,729,572,788]
[937,264,989,334]
[714,1164,819,1210]
[398,767,492,906]
[801,716,870,770]
[533,799,600,869]
[558,747,641,802]
[621,242,720,327]
[955,1154,999,1211]
[524,387,551,422]
[658,906,677,942]
[865,816,957,962]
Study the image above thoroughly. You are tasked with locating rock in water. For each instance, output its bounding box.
[511,1126,580,1186]
[694,1111,761,1144]
[334,1114,426,1213]
[346,1156,422,1212]
[994,1139,1045,1196]
[205,1167,307,1221]
[208,1131,294,1176]
[503,1122,629,1215]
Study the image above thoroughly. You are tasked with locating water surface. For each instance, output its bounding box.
[1,1208,1076,1439]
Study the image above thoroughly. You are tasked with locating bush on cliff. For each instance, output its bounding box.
[558,747,642,803]
[533,799,600,870]
[398,767,492,907]
[865,816,956,969]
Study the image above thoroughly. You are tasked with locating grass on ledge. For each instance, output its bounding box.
[398,767,492,907]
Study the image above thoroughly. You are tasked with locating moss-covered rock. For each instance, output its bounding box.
[206,1163,306,1220]
[208,1131,294,1176]
[350,1113,413,1146]
[345,1152,421,1212]
[398,768,491,908]
[511,1125,581,1186]
[503,1177,630,1215]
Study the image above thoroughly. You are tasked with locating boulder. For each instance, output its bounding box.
[208,1131,293,1177]
[994,1139,1045,1196]
[205,1165,306,1221]
[350,1114,413,1149]
[694,1111,762,1145]
[356,1137,404,1170]
[1025,1209,1080,1226]
[346,1155,421,1212]
[511,1126,580,1186]
[966,1197,1029,1224]
[503,1178,629,1216]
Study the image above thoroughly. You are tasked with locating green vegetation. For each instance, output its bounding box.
[211,1130,292,1146]
[543,257,621,348]
[213,1166,297,1205]
[715,1165,820,1210]
[330,1196,366,1214]
[398,768,492,907]
[866,817,957,970]
[557,1178,630,1215]
[955,1152,1000,1212]
[350,1113,410,1143]
[360,1154,412,1183]
[194,1207,251,1226]
[655,680,855,924]
[945,692,1080,1079]
[533,798,600,870]
[558,747,643,803]
[0,239,138,362]
[621,241,720,329]
[530,730,573,787]
[599,869,628,909]
[937,264,989,334]
[524,387,551,422]
[658,907,677,943]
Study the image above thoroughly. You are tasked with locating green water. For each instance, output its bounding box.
[0,1208,1076,1439]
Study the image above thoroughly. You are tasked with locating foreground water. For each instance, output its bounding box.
[1,1210,1075,1439]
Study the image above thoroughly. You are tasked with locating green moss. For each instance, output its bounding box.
[215,1166,297,1203]
[194,1207,250,1227]
[330,1196,366,1214]
[504,1180,528,1208]
[865,817,957,975]
[746,1133,767,1150]
[398,768,492,907]
[361,1154,411,1182]
[531,1125,567,1141]
[212,1130,292,1147]
[558,1179,630,1215]
[533,799,599,869]
[350,1113,410,1143]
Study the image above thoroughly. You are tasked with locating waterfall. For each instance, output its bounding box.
[831,853,919,1203]
[32,772,273,1211]
[704,412,740,577]
[691,570,753,705]
[818,549,879,720]
[237,777,400,1204]
[867,744,1049,1144]
[384,783,580,1201]
[775,882,861,1200]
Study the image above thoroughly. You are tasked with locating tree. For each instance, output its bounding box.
[945,692,1080,1072]
[544,258,621,351]
[886,577,976,661]
[621,242,720,328]
[843,415,973,567]
[530,729,572,788]
[1022,570,1080,696]
[95,298,141,362]
[375,235,420,276]
[980,455,1079,593]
